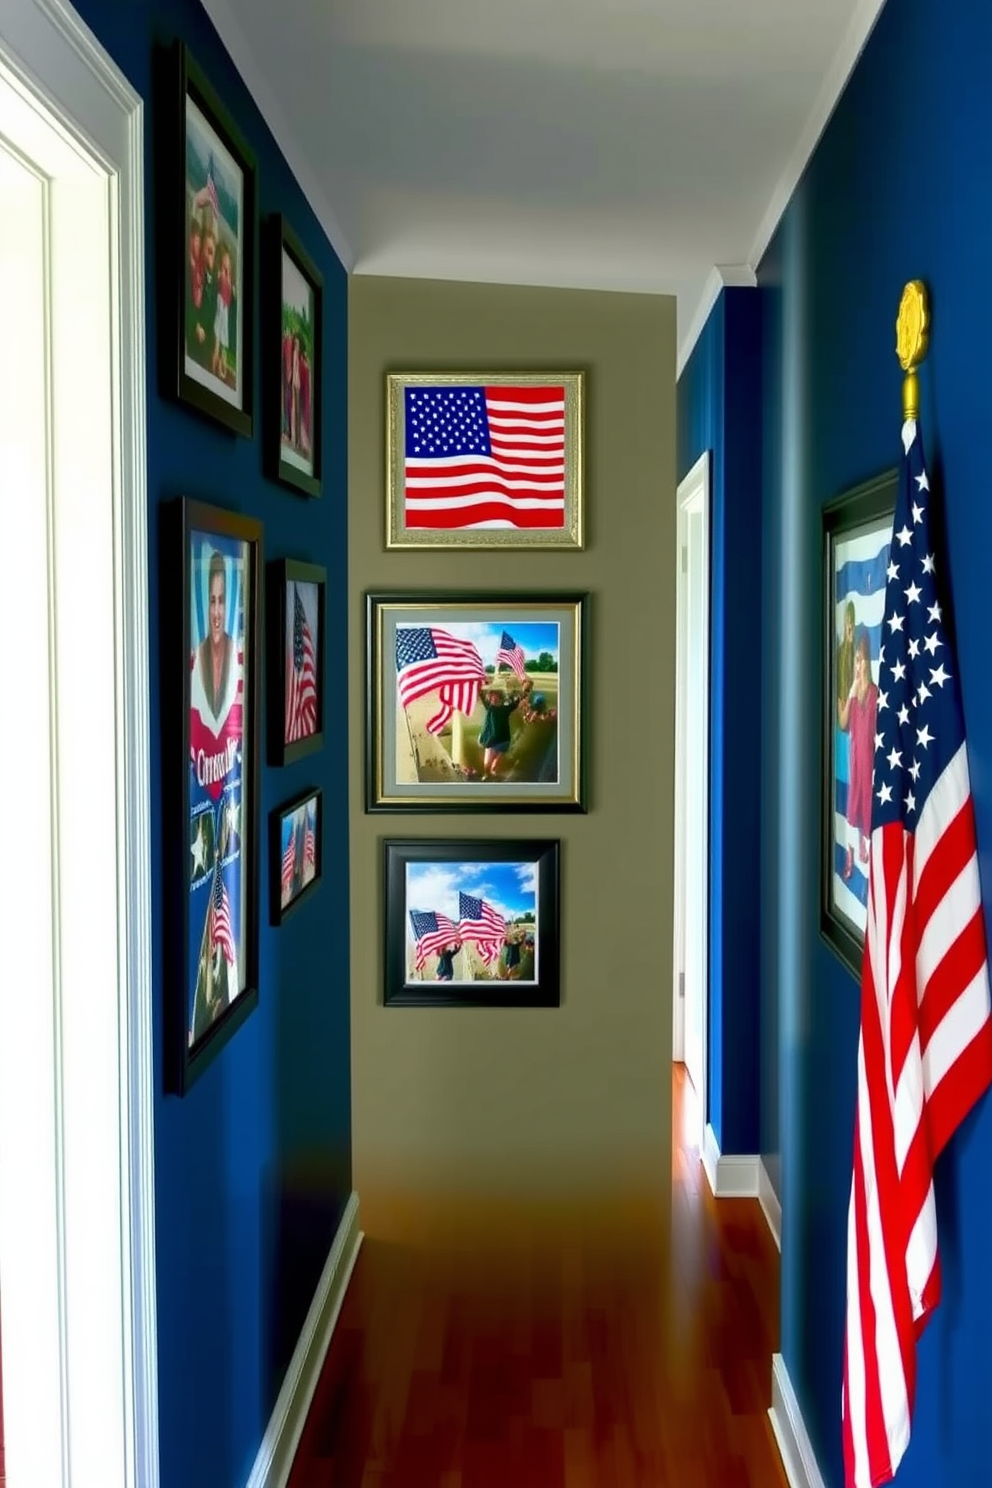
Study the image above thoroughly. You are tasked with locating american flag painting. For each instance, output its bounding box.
[403,384,566,531]
[495,630,526,680]
[841,417,992,1487]
[396,625,487,735]
[410,909,459,971]
[285,582,318,744]
[458,891,506,966]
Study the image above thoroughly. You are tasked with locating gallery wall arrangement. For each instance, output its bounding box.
[159,36,331,1096]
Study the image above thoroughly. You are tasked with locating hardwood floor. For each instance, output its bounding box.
[288,1066,786,1488]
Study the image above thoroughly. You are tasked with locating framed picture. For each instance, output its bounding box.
[172,40,255,437]
[267,559,325,765]
[385,371,584,550]
[167,498,262,1095]
[383,839,560,1007]
[366,592,588,813]
[820,468,897,978]
[270,788,322,924]
[264,215,323,497]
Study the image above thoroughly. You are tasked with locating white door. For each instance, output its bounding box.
[673,454,710,1111]
[0,5,158,1486]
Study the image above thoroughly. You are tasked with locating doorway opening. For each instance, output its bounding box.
[0,5,156,1486]
[672,452,711,1139]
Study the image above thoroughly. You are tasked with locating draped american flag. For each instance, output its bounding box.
[842,418,992,1488]
[458,891,506,967]
[304,810,316,871]
[403,385,566,530]
[410,909,459,972]
[396,625,487,735]
[209,856,235,965]
[495,629,526,680]
[285,584,317,743]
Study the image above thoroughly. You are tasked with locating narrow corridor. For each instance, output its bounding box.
[288,1067,786,1487]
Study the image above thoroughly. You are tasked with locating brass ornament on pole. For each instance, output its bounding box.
[895,279,930,421]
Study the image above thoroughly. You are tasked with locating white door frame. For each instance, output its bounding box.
[672,451,710,1123]
[0,2,158,1485]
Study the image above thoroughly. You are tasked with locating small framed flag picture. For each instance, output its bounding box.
[385,371,584,550]
[270,788,322,925]
[267,559,325,766]
[383,838,560,1007]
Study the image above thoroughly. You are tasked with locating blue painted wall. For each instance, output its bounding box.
[677,287,763,1157]
[756,0,992,1482]
[69,5,351,1487]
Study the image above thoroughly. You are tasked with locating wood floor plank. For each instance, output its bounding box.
[288,1066,787,1488]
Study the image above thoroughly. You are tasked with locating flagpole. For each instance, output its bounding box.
[895,279,929,418]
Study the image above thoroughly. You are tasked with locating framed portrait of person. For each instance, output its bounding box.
[383,838,560,1007]
[366,591,588,813]
[267,559,326,766]
[166,498,262,1094]
[264,215,323,497]
[270,788,323,925]
[169,40,256,437]
[820,467,897,979]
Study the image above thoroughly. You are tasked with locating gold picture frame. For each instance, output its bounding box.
[385,371,584,550]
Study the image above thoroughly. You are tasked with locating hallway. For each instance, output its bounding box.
[289,1067,786,1487]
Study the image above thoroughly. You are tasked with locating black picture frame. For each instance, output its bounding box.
[171,40,256,438]
[366,592,588,813]
[820,467,897,979]
[165,498,262,1095]
[383,839,561,1007]
[264,214,323,496]
[270,787,323,925]
[267,559,326,765]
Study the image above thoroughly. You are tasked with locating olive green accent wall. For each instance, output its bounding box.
[348,277,677,1227]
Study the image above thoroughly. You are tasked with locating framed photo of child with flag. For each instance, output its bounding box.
[820,467,897,979]
[166,498,262,1095]
[383,839,560,1007]
[267,559,325,766]
[385,372,584,550]
[366,591,588,813]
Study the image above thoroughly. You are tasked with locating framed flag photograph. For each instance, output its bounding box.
[820,467,897,979]
[165,498,262,1095]
[385,371,584,550]
[270,788,322,925]
[169,40,256,438]
[383,839,560,1007]
[366,592,588,813]
[268,559,325,766]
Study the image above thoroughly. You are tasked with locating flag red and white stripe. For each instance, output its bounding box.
[396,625,487,736]
[458,891,506,967]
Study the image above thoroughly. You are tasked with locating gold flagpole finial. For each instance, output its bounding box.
[895,280,930,421]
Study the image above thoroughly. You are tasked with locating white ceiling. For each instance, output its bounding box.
[205,0,886,370]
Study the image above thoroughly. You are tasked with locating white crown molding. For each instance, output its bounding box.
[702,1123,761,1199]
[678,0,886,380]
[747,0,887,270]
[768,1353,828,1488]
[758,1159,781,1251]
[197,0,354,270]
[676,263,756,378]
[245,1194,363,1488]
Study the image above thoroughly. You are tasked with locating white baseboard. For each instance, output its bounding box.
[702,1122,760,1198]
[245,1191,363,1488]
[758,1158,782,1251]
[768,1353,827,1488]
